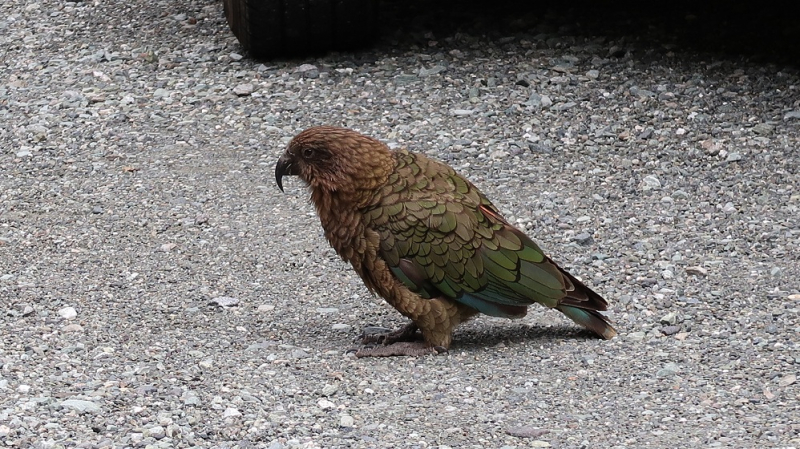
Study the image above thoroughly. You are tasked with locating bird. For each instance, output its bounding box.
[275,126,616,357]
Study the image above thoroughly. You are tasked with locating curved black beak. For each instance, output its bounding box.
[275,153,296,192]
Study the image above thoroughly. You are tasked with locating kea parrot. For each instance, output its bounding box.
[275,126,616,357]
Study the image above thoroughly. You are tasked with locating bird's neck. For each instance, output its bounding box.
[309,189,371,264]
[309,149,396,260]
[310,185,376,214]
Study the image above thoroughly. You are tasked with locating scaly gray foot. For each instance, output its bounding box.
[360,322,420,345]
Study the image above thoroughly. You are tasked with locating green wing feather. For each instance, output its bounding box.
[364,150,616,338]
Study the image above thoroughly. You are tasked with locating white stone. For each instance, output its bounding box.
[210,296,239,307]
[340,414,354,427]
[223,407,241,418]
[451,109,474,116]
[318,399,335,410]
[58,307,77,319]
[642,175,661,190]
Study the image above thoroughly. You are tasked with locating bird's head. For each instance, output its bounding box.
[275,126,394,195]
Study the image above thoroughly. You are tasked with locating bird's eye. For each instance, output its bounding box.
[302,148,315,159]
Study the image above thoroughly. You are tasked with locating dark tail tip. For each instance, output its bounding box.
[557,305,617,340]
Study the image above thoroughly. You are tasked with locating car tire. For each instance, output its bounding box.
[223,0,380,58]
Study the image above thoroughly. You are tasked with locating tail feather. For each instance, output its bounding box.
[551,257,617,339]
[557,304,617,340]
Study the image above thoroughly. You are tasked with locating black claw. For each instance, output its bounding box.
[433,346,448,354]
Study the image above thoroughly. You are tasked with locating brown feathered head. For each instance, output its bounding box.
[275,126,394,194]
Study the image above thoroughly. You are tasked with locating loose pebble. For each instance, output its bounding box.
[61,400,101,413]
[210,296,239,307]
[233,83,254,96]
[778,374,796,387]
[340,414,355,427]
[58,307,77,320]
[317,399,335,410]
[223,408,241,418]
[321,384,338,396]
[657,362,680,377]
[660,312,678,325]
[642,175,661,190]
[506,426,550,438]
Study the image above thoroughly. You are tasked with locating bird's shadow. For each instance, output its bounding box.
[345,320,599,355]
[451,321,597,351]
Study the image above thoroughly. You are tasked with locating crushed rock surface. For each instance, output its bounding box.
[1,0,798,447]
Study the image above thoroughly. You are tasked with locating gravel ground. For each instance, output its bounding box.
[1,0,799,448]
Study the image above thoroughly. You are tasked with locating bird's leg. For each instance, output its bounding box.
[354,341,447,358]
[353,322,444,357]
[351,299,476,357]
[360,322,420,345]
